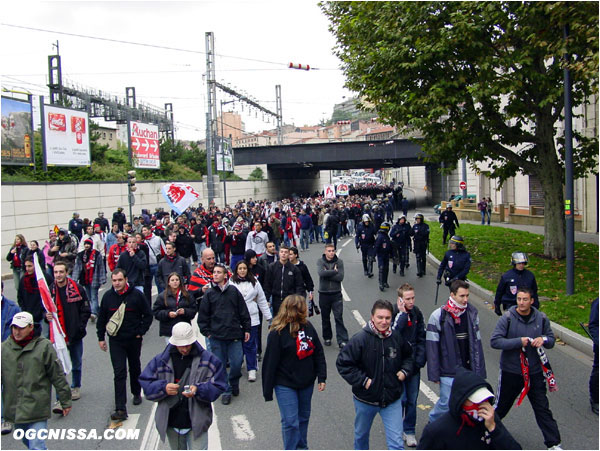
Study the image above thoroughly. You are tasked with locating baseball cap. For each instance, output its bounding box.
[169,323,196,346]
[11,311,34,328]
[468,386,495,404]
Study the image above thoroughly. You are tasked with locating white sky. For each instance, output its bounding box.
[1,0,354,141]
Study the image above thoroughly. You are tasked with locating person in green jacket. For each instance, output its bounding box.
[1,311,72,450]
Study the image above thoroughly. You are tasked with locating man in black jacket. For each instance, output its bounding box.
[48,262,91,408]
[116,236,148,292]
[392,283,426,448]
[197,263,251,406]
[337,300,413,450]
[263,245,304,316]
[317,244,348,347]
[156,241,190,292]
[418,367,521,450]
[97,268,153,422]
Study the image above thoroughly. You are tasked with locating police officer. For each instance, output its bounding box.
[438,205,459,245]
[355,214,377,278]
[384,194,394,222]
[494,252,539,315]
[375,222,392,292]
[390,215,412,276]
[436,236,471,288]
[412,213,429,278]
[373,204,385,230]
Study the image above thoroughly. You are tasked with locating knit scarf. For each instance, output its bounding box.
[368,320,393,339]
[13,329,35,347]
[12,245,23,268]
[54,284,69,344]
[442,297,467,324]
[164,254,176,263]
[517,343,558,406]
[22,272,38,294]
[82,248,97,285]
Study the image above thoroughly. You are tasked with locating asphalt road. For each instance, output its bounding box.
[1,234,598,450]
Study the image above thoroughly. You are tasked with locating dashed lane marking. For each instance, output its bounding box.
[231,414,256,441]
[352,309,367,327]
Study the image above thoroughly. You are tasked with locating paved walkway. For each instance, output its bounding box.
[425,215,599,244]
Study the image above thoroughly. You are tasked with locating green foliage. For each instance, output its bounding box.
[248,167,264,181]
[217,171,242,181]
[1,131,206,182]
[321,1,599,258]
[427,223,599,335]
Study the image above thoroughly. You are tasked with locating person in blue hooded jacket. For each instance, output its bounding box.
[140,322,227,450]
[436,235,471,287]
[374,222,392,292]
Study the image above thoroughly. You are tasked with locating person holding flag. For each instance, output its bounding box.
[45,261,91,408]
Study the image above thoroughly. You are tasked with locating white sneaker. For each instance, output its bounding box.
[248,370,257,382]
[548,445,563,450]
[403,433,417,447]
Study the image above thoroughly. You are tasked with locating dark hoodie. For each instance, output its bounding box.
[418,368,521,450]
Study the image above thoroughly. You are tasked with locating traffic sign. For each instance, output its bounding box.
[459,181,467,190]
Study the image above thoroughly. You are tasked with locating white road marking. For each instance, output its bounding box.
[231,414,256,441]
[341,284,351,302]
[209,412,223,450]
[342,238,353,248]
[352,309,367,327]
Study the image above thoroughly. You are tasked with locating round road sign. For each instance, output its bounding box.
[459,181,467,191]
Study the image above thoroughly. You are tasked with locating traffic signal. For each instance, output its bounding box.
[128,170,137,192]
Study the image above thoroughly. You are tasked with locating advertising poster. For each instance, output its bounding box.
[216,137,233,172]
[1,96,35,166]
[43,105,91,166]
[324,184,336,199]
[336,183,349,196]
[130,121,160,169]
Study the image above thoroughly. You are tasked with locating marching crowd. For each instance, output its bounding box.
[1,190,598,450]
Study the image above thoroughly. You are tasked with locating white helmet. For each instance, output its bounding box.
[362,214,371,222]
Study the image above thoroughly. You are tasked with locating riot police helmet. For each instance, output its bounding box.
[414,213,424,222]
[449,235,465,250]
[511,252,528,265]
[362,214,371,223]
[379,222,391,232]
[397,215,406,223]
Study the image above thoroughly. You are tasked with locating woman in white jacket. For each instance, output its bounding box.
[231,260,273,382]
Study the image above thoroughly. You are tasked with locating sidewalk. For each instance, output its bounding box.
[425,215,599,244]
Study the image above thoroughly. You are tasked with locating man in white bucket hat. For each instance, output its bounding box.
[139,323,227,450]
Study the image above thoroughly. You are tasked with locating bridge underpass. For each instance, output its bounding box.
[233,139,439,204]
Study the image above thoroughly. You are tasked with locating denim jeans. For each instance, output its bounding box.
[230,254,244,272]
[12,267,23,291]
[429,376,454,423]
[314,225,323,243]
[209,337,243,395]
[149,264,161,292]
[347,219,355,235]
[400,371,420,435]
[480,210,486,224]
[300,229,311,250]
[166,427,208,450]
[274,384,314,450]
[353,397,404,450]
[14,420,48,450]
[84,285,100,316]
[242,325,259,371]
[68,339,84,388]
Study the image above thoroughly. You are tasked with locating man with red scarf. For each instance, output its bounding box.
[285,212,301,248]
[490,288,562,450]
[72,238,107,322]
[107,233,128,272]
[18,258,51,337]
[426,280,486,424]
[47,262,91,407]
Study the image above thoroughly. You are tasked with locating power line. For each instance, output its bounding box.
[1,23,289,67]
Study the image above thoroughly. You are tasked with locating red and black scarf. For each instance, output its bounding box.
[368,320,393,339]
[296,327,315,360]
[12,245,24,268]
[517,343,558,405]
[22,272,38,294]
[82,248,98,285]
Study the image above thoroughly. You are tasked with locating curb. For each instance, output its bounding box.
[426,254,594,358]
[2,272,12,281]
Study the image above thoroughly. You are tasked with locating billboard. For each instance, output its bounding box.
[42,104,91,166]
[216,137,233,172]
[129,121,160,169]
[1,96,35,166]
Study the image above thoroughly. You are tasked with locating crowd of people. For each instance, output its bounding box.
[1,187,597,450]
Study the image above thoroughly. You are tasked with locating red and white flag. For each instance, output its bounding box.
[33,253,72,374]
[161,182,200,215]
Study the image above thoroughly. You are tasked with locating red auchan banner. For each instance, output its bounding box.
[43,105,91,166]
[129,121,160,169]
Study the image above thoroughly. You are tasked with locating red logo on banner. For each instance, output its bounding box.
[48,113,66,131]
[71,117,86,144]
[167,185,186,203]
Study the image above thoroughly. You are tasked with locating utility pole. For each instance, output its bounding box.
[205,31,217,204]
[461,159,468,199]
[276,85,283,145]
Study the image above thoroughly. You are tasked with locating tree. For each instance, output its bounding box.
[321,1,598,258]
[248,167,264,180]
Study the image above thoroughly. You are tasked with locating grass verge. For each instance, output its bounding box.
[427,223,598,337]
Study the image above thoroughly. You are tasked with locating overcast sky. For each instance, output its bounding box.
[1,0,354,140]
